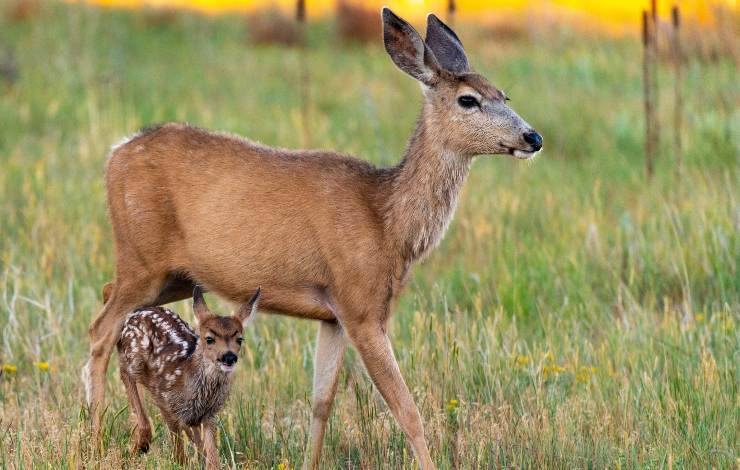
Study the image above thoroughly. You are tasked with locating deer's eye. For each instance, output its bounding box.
[205,337,215,345]
[236,337,243,345]
[457,95,479,109]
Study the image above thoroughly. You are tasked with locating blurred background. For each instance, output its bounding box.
[0,0,737,469]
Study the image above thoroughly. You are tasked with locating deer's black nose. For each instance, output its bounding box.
[221,352,238,366]
[523,131,543,151]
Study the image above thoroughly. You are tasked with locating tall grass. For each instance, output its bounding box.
[0,3,737,468]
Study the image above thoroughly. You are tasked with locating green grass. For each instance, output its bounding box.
[0,3,737,469]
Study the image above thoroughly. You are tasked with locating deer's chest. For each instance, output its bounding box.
[161,375,231,426]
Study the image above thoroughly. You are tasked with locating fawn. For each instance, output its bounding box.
[117,286,260,468]
[86,9,541,469]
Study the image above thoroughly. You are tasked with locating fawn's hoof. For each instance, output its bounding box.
[133,429,152,454]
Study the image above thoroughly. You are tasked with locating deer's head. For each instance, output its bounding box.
[192,286,260,374]
[382,8,542,159]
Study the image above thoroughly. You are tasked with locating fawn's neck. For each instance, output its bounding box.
[184,350,231,404]
[384,107,471,264]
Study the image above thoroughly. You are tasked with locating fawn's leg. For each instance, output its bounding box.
[120,372,152,453]
[302,320,347,470]
[202,419,220,470]
[343,319,435,470]
[161,410,186,464]
[186,424,204,452]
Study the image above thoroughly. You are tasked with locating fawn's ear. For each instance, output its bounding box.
[382,7,440,86]
[235,287,261,328]
[192,285,213,325]
[425,14,469,73]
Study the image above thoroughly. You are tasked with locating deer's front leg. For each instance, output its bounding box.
[160,409,185,464]
[186,424,204,453]
[344,321,435,470]
[202,419,220,470]
[303,320,347,470]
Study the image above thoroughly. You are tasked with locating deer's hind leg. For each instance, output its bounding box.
[84,270,167,431]
[120,370,152,453]
[303,320,347,470]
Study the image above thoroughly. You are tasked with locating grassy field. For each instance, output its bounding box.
[0,3,737,468]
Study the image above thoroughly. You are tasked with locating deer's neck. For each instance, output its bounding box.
[384,112,471,265]
[179,350,231,421]
[189,351,231,394]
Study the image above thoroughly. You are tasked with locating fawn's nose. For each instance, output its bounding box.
[523,131,543,151]
[221,352,238,366]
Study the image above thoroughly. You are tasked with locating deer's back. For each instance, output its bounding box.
[117,306,197,384]
[105,123,394,315]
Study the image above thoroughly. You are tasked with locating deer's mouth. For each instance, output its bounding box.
[219,363,236,373]
[502,144,539,160]
[512,149,538,160]
[498,142,539,160]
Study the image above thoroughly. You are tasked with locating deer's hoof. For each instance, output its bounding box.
[133,429,152,454]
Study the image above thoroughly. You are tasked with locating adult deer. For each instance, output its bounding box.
[84,9,541,469]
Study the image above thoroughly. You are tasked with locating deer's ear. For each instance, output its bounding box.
[382,8,440,86]
[235,287,261,328]
[425,14,469,73]
[192,285,212,325]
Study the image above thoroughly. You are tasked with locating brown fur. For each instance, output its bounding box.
[116,288,259,468]
[84,10,541,470]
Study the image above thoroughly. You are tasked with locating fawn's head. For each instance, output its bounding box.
[192,286,261,374]
[382,8,542,159]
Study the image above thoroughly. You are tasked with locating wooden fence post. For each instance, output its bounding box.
[296,0,306,23]
[671,5,683,172]
[296,0,310,146]
[642,0,662,181]
[642,10,654,179]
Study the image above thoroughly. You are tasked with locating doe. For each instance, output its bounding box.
[86,9,542,469]
[117,286,260,469]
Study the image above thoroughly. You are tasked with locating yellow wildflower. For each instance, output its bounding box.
[474,219,492,239]
[445,399,460,412]
[576,366,597,383]
[34,361,50,372]
[2,364,17,374]
[695,313,705,322]
[514,355,531,368]
[542,364,566,379]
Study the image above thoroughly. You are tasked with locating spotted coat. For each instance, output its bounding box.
[117,307,233,427]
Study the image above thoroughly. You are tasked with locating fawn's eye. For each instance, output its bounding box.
[205,337,215,345]
[457,95,479,109]
[236,338,243,345]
